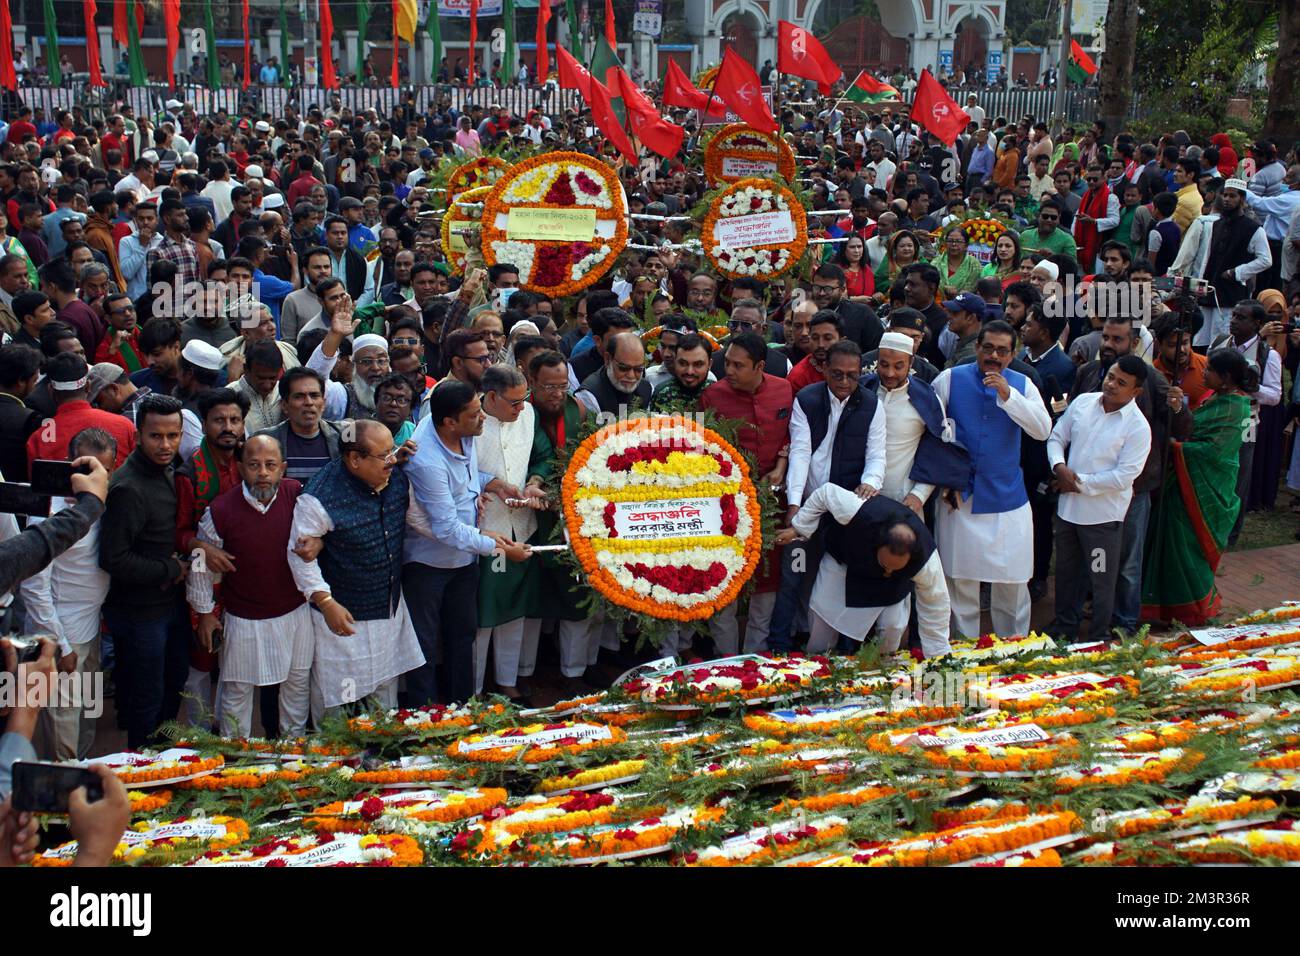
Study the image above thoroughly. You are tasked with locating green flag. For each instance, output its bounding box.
[566,0,579,54]
[356,0,372,83]
[204,0,221,89]
[127,0,148,85]
[500,0,515,86]
[42,0,60,85]
[427,2,442,82]
[280,0,292,87]
[589,34,625,125]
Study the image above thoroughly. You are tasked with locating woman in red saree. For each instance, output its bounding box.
[1141,349,1254,626]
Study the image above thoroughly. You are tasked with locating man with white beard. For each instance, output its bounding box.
[186,434,315,737]
[306,299,389,421]
[574,332,652,416]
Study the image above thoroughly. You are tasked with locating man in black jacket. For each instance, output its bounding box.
[0,344,42,482]
[98,394,193,748]
[809,263,884,354]
[323,216,372,302]
[570,307,636,385]
[576,332,651,417]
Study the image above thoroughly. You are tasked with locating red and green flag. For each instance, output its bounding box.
[1067,40,1097,84]
[844,70,900,105]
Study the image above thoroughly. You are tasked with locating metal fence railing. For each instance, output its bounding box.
[6,81,1135,126]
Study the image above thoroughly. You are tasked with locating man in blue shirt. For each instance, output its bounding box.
[402,380,532,704]
[338,197,377,256]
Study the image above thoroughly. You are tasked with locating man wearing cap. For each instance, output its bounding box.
[861,307,942,384]
[861,328,963,514]
[942,292,987,368]
[175,339,225,460]
[338,197,377,256]
[308,302,389,421]
[1200,179,1273,344]
[88,362,150,427]
[408,148,438,189]
[932,319,1053,639]
[27,352,137,470]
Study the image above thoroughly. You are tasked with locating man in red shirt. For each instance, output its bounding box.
[7,107,38,146]
[100,114,131,168]
[698,331,793,656]
[786,311,843,393]
[26,353,136,469]
[285,154,322,209]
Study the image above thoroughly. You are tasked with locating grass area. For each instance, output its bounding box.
[1227,487,1299,553]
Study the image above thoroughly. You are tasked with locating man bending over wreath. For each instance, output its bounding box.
[775,490,952,658]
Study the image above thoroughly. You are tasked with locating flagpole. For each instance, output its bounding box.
[1053,0,1073,139]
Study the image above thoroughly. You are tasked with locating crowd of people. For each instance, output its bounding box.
[0,76,1296,763]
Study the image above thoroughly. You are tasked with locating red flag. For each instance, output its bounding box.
[84,0,105,87]
[468,0,478,88]
[911,68,969,146]
[0,0,16,91]
[776,20,840,95]
[604,0,616,50]
[713,47,776,134]
[662,59,708,111]
[556,44,591,100]
[588,77,636,162]
[163,0,181,88]
[391,0,400,88]
[319,0,338,88]
[536,0,551,83]
[113,0,142,46]
[242,0,251,90]
[613,69,683,159]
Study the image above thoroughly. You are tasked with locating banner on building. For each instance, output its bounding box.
[633,0,661,37]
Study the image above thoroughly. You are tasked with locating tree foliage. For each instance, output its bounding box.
[1132,0,1276,130]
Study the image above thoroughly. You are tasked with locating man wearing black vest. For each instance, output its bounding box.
[775,489,952,658]
[767,340,887,652]
[1200,178,1272,346]
[575,332,651,418]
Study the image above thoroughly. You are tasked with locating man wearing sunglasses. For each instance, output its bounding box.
[932,320,1053,640]
[1075,163,1121,273]
[575,332,651,417]
[710,299,791,381]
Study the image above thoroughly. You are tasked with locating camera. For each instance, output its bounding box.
[3,635,44,665]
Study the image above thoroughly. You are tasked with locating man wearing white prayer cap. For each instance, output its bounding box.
[861,324,966,515]
[176,338,227,459]
[308,330,390,421]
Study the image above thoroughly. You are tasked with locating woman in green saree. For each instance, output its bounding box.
[1141,349,1254,626]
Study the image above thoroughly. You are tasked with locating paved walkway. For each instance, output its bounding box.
[1210,543,1300,622]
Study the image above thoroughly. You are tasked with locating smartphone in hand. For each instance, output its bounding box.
[11,761,104,813]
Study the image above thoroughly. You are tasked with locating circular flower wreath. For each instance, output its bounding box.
[702,177,808,281]
[703,124,798,187]
[482,151,629,299]
[444,155,510,207]
[439,184,491,276]
[561,415,763,621]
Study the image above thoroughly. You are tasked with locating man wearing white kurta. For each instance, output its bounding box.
[187,435,315,737]
[288,420,425,718]
[778,485,951,657]
[18,432,117,759]
[932,321,1053,639]
[472,365,542,699]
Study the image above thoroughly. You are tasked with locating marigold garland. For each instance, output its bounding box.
[128,789,175,815]
[1055,748,1203,791]
[446,722,628,764]
[684,815,849,866]
[535,759,649,794]
[347,702,492,738]
[189,832,423,867]
[174,760,338,791]
[701,177,808,281]
[88,750,226,786]
[626,655,833,708]
[743,700,961,737]
[866,726,1079,774]
[35,815,251,867]
[1174,822,1300,863]
[977,672,1139,712]
[702,124,797,187]
[306,787,509,833]
[444,155,510,207]
[561,416,763,622]
[469,805,727,862]
[439,184,491,276]
[800,812,1082,867]
[481,151,628,299]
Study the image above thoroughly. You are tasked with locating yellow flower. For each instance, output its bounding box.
[630,451,721,480]
[572,481,742,503]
